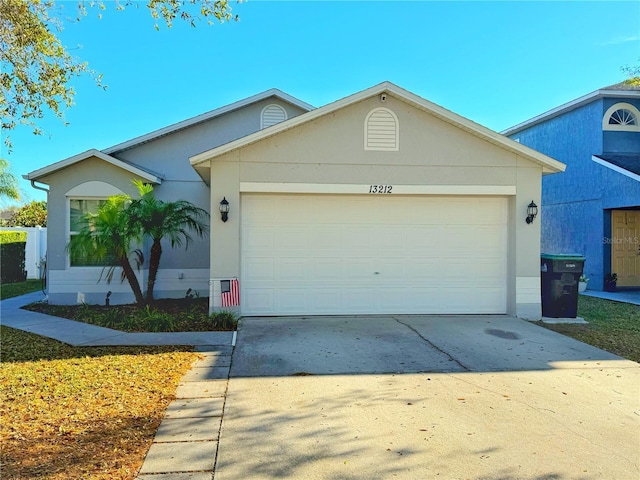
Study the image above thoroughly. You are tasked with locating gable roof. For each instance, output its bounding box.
[24,149,164,184]
[103,89,315,155]
[502,82,640,136]
[592,153,640,182]
[191,81,565,174]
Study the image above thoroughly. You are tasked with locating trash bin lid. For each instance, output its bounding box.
[541,253,586,261]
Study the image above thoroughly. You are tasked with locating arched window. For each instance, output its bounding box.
[602,102,640,132]
[261,104,287,129]
[364,107,399,151]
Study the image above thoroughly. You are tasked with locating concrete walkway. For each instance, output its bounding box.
[0,292,234,479]
[1,291,234,346]
[581,288,640,306]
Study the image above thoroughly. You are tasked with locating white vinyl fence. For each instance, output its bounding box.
[1,226,47,279]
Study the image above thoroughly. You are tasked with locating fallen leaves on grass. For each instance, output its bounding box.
[0,326,201,479]
[539,296,640,363]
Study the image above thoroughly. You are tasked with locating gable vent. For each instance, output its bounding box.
[261,104,288,129]
[365,107,399,151]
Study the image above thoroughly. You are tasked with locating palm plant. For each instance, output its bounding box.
[67,194,145,305]
[0,158,20,201]
[127,180,209,303]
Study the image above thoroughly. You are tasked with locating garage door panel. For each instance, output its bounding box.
[377,258,406,280]
[274,289,309,314]
[312,257,343,281]
[342,288,376,312]
[405,258,441,281]
[244,225,275,250]
[243,258,275,281]
[275,257,308,281]
[309,289,343,313]
[276,227,309,250]
[345,257,377,280]
[341,226,375,250]
[309,225,342,250]
[241,194,507,315]
[378,287,408,312]
[243,288,275,314]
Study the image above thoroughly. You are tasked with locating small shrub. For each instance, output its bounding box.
[208,310,238,331]
[134,305,178,332]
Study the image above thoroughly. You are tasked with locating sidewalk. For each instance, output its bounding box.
[1,292,235,479]
[0,291,234,346]
[581,288,640,306]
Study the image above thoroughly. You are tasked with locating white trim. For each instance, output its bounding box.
[516,276,541,304]
[191,81,565,174]
[502,88,640,136]
[104,89,314,154]
[239,182,516,195]
[592,155,640,182]
[26,149,162,184]
[602,102,640,131]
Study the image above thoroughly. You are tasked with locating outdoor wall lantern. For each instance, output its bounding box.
[219,197,229,222]
[526,201,538,224]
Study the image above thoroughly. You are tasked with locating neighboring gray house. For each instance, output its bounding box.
[26,82,565,318]
[503,83,640,291]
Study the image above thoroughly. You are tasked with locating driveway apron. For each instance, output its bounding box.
[216,315,640,480]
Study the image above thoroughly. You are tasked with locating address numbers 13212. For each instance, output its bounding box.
[369,185,393,194]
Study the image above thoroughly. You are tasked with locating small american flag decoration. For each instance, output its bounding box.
[221,279,240,307]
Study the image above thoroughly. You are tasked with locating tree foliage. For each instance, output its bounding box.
[0,0,237,150]
[6,200,47,227]
[127,180,209,302]
[621,60,640,87]
[68,194,146,304]
[67,181,209,305]
[0,158,20,201]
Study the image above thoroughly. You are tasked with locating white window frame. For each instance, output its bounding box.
[602,102,640,132]
[66,182,125,269]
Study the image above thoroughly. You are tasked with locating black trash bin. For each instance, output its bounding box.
[540,254,585,318]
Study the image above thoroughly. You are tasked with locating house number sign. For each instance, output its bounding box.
[369,185,393,194]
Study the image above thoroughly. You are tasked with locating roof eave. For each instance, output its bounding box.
[191,81,566,174]
[502,88,640,136]
[25,149,163,184]
[104,89,315,155]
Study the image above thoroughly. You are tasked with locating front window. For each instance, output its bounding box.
[69,199,115,267]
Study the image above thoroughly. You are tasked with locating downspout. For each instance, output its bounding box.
[29,179,49,195]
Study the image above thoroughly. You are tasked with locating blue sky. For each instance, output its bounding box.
[4,0,639,204]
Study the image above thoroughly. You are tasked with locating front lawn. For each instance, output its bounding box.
[0,279,42,300]
[539,295,640,362]
[0,326,200,480]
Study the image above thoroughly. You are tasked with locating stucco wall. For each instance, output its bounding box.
[41,96,308,304]
[207,93,544,317]
[509,97,640,290]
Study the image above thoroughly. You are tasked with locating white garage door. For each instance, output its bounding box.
[241,194,507,315]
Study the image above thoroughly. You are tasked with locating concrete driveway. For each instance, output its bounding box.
[217,315,640,480]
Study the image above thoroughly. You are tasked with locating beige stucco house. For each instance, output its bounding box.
[26,82,565,319]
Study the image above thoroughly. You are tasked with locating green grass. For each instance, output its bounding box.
[0,325,200,480]
[539,295,640,362]
[0,279,42,300]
